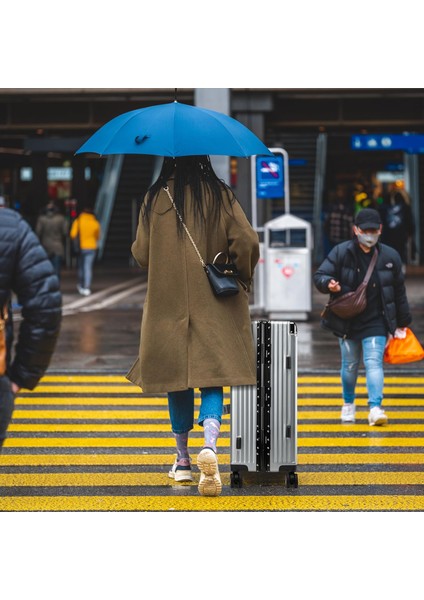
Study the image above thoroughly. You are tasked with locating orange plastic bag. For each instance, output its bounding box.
[384,328,424,364]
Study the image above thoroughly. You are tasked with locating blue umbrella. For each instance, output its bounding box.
[75,101,272,157]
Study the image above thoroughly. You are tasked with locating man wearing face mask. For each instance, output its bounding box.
[314,208,412,426]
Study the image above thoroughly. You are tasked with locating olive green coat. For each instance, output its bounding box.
[126,182,260,393]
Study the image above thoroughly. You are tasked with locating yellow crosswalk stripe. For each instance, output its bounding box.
[40,375,424,385]
[300,453,424,464]
[11,410,231,420]
[41,376,130,383]
[298,386,424,394]
[8,423,230,432]
[24,385,143,394]
[297,410,424,419]
[0,453,423,467]
[298,376,424,384]
[3,437,424,448]
[297,398,424,406]
[0,471,422,487]
[24,384,424,395]
[298,424,424,432]
[16,398,176,406]
[10,408,423,420]
[6,423,424,433]
[0,495,423,511]
[15,397,424,407]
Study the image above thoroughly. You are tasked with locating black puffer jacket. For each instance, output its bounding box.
[0,208,62,389]
[314,239,411,338]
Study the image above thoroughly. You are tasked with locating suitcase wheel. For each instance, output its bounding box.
[230,471,243,489]
[286,471,299,489]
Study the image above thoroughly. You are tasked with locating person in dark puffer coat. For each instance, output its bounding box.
[314,208,411,428]
[0,208,62,447]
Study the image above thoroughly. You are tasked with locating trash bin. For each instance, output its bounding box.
[263,213,313,320]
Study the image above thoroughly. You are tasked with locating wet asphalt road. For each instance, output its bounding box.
[49,264,424,374]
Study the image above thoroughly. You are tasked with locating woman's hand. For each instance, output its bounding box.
[328,279,341,293]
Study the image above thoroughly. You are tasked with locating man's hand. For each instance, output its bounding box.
[10,381,21,395]
[328,279,341,293]
[394,327,407,339]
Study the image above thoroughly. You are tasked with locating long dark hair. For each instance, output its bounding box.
[143,155,235,235]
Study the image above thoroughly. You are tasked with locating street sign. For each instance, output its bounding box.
[351,133,424,154]
[255,155,284,198]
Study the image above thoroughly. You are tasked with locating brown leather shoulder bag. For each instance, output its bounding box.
[321,249,378,320]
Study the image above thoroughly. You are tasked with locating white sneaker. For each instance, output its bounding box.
[77,285,85,295]
[81,288,91,296]
[197,448,222,497]
[368,406,388,426]
[168,459,193,482]
[341,403,356,423]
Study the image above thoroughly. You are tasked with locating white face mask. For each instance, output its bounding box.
[357,232,380,248]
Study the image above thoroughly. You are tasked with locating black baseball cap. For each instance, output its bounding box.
[354,208,382,230]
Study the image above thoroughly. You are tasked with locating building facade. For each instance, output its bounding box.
[1,88,423,264]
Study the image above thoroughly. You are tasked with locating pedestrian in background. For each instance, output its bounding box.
[379,182,414,268]
[314,208,411,426]
[0,208,62,449]
[70,205,101,296]
[323,184,354,252]
[35,200,69,279]
[127,155,259,497]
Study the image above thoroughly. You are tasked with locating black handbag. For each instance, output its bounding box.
[163,187,240,297]
[204,253,239,297]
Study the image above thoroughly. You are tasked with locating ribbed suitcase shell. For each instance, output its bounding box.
[230,321,297,480]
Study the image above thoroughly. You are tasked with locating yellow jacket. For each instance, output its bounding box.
[70,212,101,250]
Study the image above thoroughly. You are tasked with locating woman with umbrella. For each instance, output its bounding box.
[76,99,271,496]
[127,155,260,496]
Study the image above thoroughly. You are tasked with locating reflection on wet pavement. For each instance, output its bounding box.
[48,266,424,373]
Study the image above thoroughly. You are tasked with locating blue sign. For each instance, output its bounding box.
[256,155,284,198]
[351,134,424,154]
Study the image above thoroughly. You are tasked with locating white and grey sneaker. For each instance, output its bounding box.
[341,403,356,423]
[368,406,388,426]
[168,459,193,482]
[197,448,222,497]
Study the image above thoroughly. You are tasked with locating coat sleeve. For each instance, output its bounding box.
[131,198,150,269]
[313,246,339,294]
[225,199,259,291]
[70,218,78,239]
[8,219,62,390]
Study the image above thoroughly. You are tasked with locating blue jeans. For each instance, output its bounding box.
[339,336,386,408]
[49,255,62,280]
[0,376,16,446]
[78,250,96,290]
[167,387,223,434]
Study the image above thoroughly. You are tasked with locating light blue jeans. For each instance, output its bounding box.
[167,387,223,434]
[339,336,386,408]
[78,250,96,290]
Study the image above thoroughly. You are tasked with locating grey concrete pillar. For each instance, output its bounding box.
[194,88,230,185]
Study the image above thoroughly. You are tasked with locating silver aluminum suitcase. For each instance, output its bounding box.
[230,320,298,488]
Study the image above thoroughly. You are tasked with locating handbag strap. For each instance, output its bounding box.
[163,186,207,268]
[362,248,379,285]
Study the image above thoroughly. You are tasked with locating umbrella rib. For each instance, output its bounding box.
[197,108,250,156]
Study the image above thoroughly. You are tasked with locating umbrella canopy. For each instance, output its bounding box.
[75,101,272,157]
